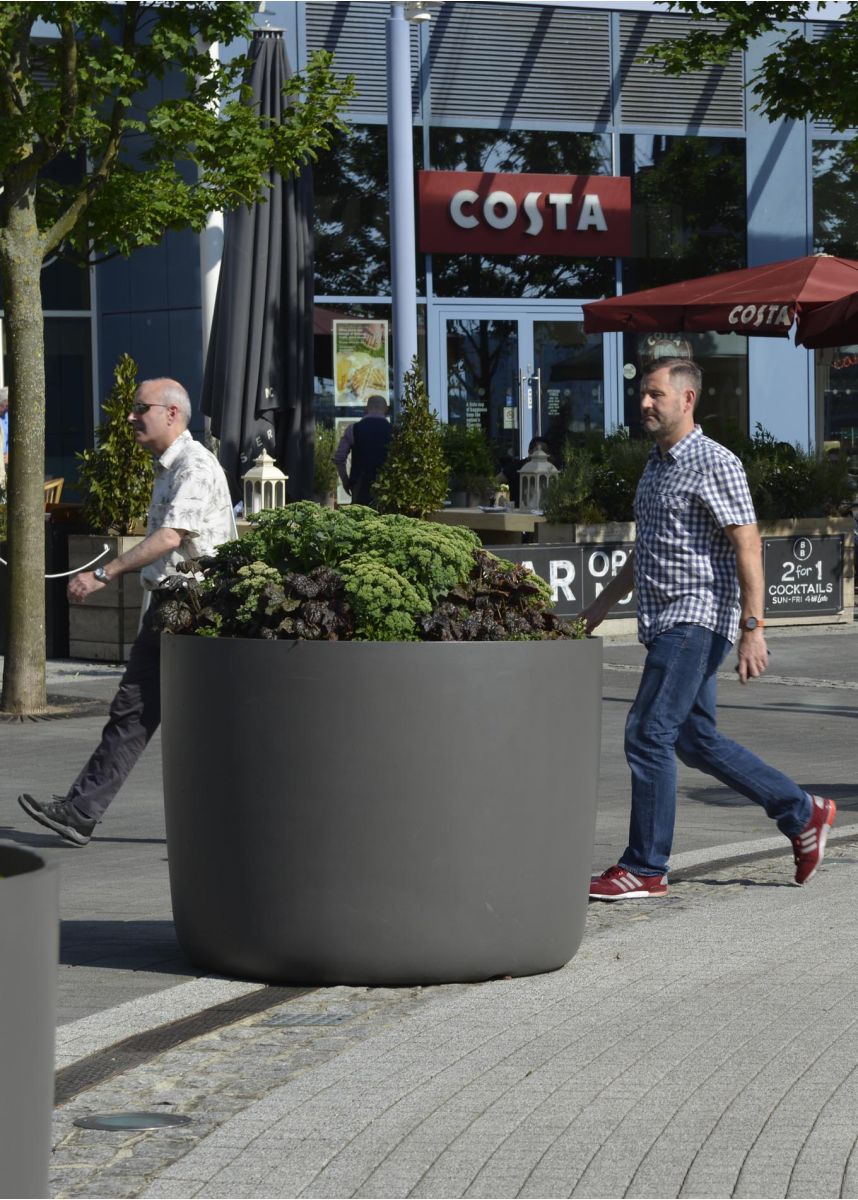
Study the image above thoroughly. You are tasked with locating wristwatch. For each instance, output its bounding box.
[93,566,111,585]
[739,615,764,631]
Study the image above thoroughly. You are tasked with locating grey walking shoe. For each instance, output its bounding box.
[17,794,96,846]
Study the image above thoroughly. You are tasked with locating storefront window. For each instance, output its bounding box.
[429,129,614,299]
[818,350,858,456]
[620,135,746,292]
[314,124,424,297]
[622,331,748,444]
[812,144,858,459]
[312,302,427,427]
[813,141,858,258]
[44,317,93,489]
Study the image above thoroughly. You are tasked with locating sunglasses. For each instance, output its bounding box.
[131,401,172,415]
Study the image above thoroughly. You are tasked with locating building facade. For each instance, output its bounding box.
[10,1,858,489]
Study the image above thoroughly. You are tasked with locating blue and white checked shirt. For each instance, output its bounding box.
[633,425,757,646]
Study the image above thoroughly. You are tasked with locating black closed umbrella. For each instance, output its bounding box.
[201,28,315,502]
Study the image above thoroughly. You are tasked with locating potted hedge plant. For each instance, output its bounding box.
[373,360,449,518]
[156,501,602,987]
[442,423,497,507]
[70,353,153,660]
[312,423,339,507]
[0,842,59,1199]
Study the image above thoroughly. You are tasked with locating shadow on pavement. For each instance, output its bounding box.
[0,824,165,848]
[60,919,195,975]
[684,783,858,810]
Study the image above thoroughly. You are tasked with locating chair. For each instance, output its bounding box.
[43,478,64,507]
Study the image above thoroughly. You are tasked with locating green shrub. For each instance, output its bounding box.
[442,425,496,495]
[312,424,339,498]
[541,423,850,525]
[744,425,850,519]
[153,501,583,642]
[373,360,449,518]
[77,353,154,533]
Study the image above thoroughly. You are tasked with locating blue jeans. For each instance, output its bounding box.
[620,623,811,877]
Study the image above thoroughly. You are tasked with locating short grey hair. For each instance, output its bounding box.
[643,357,702,403]
[365,394,388,415]
[139,378,192,426]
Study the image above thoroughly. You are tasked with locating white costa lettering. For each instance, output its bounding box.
[728,303,792,328]
[484,191,517,229]
[576,194,608,232]
[523,192,542,236]
[450,189,479,229]
[547,193,573,230]
[446,189,612,239]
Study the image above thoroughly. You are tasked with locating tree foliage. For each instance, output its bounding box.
[650,4,858,134]
[77,353,153,534]
[0,2,353,713]
[0,2,354,260]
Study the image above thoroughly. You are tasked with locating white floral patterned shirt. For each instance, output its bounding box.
[143,430,235,590]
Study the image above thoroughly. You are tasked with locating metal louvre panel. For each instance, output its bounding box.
[305,1,420,117]
[428,3,611,123]
[620,12,744,129]
[808,21,852,135]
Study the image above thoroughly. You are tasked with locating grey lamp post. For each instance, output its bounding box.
[387,2,430,408]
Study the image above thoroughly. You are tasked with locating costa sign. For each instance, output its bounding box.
[727,304,793,330]
[418,171,631,257]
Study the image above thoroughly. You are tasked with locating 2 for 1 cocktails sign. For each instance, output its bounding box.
[418,171,632,258]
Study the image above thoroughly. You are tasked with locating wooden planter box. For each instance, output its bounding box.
[67,533,144,662]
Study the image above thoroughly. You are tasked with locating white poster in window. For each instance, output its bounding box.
[333,320,390,409]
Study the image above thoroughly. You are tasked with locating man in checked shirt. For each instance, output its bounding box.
[583,358,835,900]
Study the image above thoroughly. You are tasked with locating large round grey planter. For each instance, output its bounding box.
[0,842,59,1200]
[161,636,602,986]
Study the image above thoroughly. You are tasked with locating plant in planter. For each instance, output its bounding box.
[442,424,497,506]
[155,502,601,987]
[70,353,153,661]
[372,359,449,518]
[77,353,153,534]
[312,423,339,506]
[155,501,582,643]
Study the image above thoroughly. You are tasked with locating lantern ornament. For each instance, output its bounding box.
[517,447,558,512]
[242,449,288,515]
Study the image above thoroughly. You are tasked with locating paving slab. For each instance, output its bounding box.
[43,843,858,1199]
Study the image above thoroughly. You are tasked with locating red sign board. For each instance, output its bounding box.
[418,170,631,258]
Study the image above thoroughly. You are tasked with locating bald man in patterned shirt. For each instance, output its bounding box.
[583,358,835,900]
[18,378,234,846]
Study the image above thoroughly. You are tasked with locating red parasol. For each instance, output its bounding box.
[582,254,858,349]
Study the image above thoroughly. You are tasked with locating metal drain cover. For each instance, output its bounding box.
[74,1111,192,1131]
[264,1011,355,1027]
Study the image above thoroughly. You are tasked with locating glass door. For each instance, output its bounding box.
[532,320,605,461]
[436,307,607,466]
[442,314,522,463]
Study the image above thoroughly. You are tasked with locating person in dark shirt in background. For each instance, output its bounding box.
[333,394,392,506]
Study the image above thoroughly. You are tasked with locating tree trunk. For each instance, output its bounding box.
[0,203,48,713]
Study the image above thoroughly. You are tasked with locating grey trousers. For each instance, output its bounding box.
[67,610,161,822]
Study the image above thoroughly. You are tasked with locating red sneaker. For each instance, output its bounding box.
[792,795,836,885]
[589,864,668,901]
